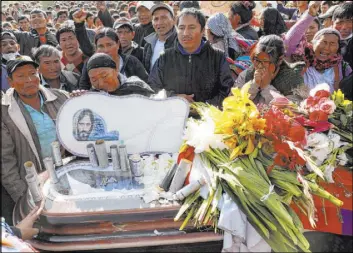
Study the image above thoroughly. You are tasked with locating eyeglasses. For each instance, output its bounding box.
[252,56,272,68]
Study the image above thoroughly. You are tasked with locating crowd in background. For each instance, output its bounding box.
[1,0,353,243]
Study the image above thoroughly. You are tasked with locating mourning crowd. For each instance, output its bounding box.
[1,0,353,242]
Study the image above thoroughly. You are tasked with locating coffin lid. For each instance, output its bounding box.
[56,93,189,157]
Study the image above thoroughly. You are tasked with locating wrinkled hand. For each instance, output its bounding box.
[70,90,88,97]
[72,9,87,23]
[96,1,106,12]
[16,203,44,240]
[308,1,321,17]
[177,94,195,103]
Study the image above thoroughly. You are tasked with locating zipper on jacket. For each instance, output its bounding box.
[189,55,191,63]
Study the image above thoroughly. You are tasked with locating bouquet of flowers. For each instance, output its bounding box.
[174,83,350,252]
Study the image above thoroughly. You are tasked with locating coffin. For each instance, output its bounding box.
[13,94,223,251]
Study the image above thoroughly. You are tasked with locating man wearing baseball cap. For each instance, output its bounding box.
[133,1,155,47]
[114,18,144,63]
[2,55,69,214]
[1,31,21,91]
[143,2,177,73]
[319,4,339,28]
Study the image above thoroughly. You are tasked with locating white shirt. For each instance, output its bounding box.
[304,66,335,93]
[150,40,165,72]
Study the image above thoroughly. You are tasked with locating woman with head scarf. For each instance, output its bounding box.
[206,13,241,60]
[284,2,352,93]
[258,7,287,37]
[232,34,306,104]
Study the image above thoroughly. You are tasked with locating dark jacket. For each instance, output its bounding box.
[74,22,95,57]
[95,76,155,97]
[340,73,352,101]
[148,41,234,107]
[98,8,114,28]
[237,25,259,40]
[143,27,178,73]
[79,54,149,90]
[1,87,69,202]
[133,22,155,48]
[342,37,352,69]
[122,41,144,63]
[12,29,58,58]
[41,70,80,92]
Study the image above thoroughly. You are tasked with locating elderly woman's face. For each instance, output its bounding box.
[313,33,339,61]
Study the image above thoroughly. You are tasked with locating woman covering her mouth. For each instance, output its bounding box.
[284,3,352,93]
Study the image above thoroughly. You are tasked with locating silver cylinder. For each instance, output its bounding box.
[43,157,59,184]
[95,140,109,168]
[174,177,206,201]
[51,141,63,166]
[87,143,99,167]
[110,145,120,170]
[25,173,43,203]
[169,159,192,193]
[119,143,130,172]
[24,161,38,177]
[129,154,143,177]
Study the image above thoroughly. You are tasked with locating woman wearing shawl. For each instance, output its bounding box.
[258,7,288,37]
[206,13,241,60]
[284,1,352,93]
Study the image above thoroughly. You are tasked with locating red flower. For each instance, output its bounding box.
[309,110,329,122]
[270,141,306,172]
[295,115,333,133]
[315,90,330,99]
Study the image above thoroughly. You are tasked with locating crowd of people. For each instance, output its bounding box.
[1,0,353,245]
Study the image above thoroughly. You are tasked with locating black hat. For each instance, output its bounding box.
[319,5,339,19]
[87,53,117,72]
[1,31,17,42]
[7,55,39,76]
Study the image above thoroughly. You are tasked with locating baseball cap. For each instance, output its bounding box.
[150,3,174,17]
[7,55,39,76]
[319,5,339,19]
[1,31,18,42]
[136,1,155,11]
[113,18,134,31]
[87,53,117,72]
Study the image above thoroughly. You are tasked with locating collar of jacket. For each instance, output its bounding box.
[2,85,58,106]
[40,73,68,89]
[177,39,207,55]
[122,41,139,54]
[1,85,58,171]
[144,26,176,48]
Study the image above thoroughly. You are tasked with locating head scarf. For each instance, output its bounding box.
[207,13,240,58]
[260,7,287,36]
[305,28,342,71]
